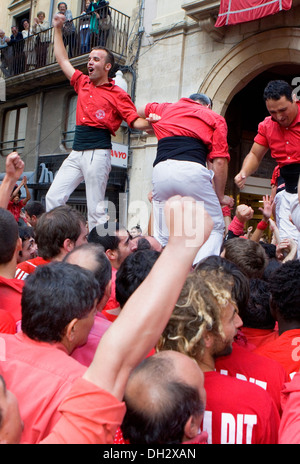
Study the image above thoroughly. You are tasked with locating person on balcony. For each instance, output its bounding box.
[0,29,13,77]
[21,19,36,71]
[57,2,77,58]
[79,0,92,54]
[7,26,25,75]
[32,11,51,68]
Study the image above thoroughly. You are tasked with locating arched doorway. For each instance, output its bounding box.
[200,28,300,226]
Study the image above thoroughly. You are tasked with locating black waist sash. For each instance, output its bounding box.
[280,164,300,194]
[153,136,208,167]
[72,125,112,151]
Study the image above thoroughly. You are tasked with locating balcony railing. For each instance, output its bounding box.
[0,6,130,79]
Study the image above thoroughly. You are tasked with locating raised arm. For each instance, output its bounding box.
[22,176,31,205]
[235,142,268,190]
[53,13,75,81]
[0,152,24,208]
[211,157,230,205]
[83,196,213,400]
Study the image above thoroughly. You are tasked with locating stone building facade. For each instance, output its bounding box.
[1,0,300,229]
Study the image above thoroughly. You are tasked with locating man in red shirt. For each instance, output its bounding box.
[0,195,214,444]
[45,13,150,230]
[7,175,31,224]
[158,266,280,444]
[0,208,24,325]
[87,222,137,321]
[197,256,286,416]
[138,93,232,265]
[255,260,300,380]
[15,205,88,280]
[235,80,300,255]
[0,261,100,444]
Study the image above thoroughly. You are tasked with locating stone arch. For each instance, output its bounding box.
[200,27,300,116]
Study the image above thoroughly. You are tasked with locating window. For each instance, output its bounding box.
[1,106,28,156]
[63,94,77,149]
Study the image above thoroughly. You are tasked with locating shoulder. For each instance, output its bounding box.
[70,69,88,87]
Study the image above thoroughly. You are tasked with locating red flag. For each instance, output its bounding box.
[215,0,292,27]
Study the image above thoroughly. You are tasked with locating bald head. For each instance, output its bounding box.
[121,351,206,444]
[64,243,112,304]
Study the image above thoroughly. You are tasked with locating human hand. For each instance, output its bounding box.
[53,13,66,28]
[165,195,213,252]
[235,204,254,223]
[234,171,247,189]
[5,152,24,182]
[259,195,273,221]
[220,195,234,208]
[146,113,161,124]
[276,238,297,261]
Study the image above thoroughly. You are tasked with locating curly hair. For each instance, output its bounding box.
[268,260,300,322]
[157,269,235,359]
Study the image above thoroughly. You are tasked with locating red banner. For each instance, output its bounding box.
[215,0,292,27]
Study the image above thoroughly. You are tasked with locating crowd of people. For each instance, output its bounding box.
[0,1,111,77]
[0,15,300,445]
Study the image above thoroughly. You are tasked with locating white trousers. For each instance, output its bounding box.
[46,149,111,230]
[274,189,300,257]
[152,159,225,265]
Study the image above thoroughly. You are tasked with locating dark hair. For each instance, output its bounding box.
[116,249,160,308]
[268,260,300,322]
[263,80,293,102]
[35,205,85,260]
[21,261,99,342]
[18,225,35,243]
[0,208,19,264]
[24,201,45,218]
[88,222,123,251]
[189,93,213,108]
[121,356,204,444]
[241,278,275,329]
[259,242,276,259]
[223,237,268,279]
[133,237,152,250]
[196,255,250,313]
[57,2,67,8]
[263,259,282,282]
[64,243,112,301]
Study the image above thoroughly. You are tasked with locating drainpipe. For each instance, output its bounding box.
[49,0,55,21]
[33,91,44,194]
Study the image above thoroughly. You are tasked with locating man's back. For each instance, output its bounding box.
[0,331,86,443]
[15,256,50,280]
[203,371,280,444]
[215,342,288,415]
[255,328,300,380]
[145,98,227,144]
[0,275,24,323]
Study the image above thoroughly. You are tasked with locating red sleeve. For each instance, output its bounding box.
[115,90,140,128]
[254,120,270,148]
[206,114,230,162]
[144,102,169,118]
[40,378,126,444]
[70,69,87,94]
